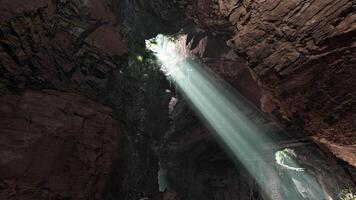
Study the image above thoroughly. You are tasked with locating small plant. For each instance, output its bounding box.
[339,188,356,200]
[275,149,305,172]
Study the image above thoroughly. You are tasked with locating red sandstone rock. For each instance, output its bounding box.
[0,90,122,199]
[0,0,127,97]
[180,32,263,106]
[86,24,127,56]
[181,0,356,166]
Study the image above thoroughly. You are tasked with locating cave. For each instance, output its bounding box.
[0,0,355,200]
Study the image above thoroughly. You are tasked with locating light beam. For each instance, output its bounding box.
[147,34,326,199]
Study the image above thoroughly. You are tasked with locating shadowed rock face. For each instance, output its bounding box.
[0,0,127,97]
[159,99,263,200]
[120,0,187,39]
[0,0,48,21]
[0,90,122,199]
[179,0,356,167]
[159,98,355,200]
[0,1,126,199]
[156,69,356,200]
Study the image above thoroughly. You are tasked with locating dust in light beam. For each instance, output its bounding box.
[146,34,327,200]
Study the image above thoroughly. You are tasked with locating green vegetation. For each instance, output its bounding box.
[339,188,356,200]
[275,149,305,172]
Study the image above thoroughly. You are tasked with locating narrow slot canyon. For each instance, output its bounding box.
[0,0,355,200]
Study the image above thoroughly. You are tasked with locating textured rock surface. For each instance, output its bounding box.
[0,1,130,199]
[180,0,356,166]
[0,1,176,199]
[159,99,355,200]
[0,0,127,97]
[115,1,187,199]
[159,101,263,200]
[0,90,122,199]
[0,1,355,199]
[0,0,47,21]
[181,30,262,106]
[155,3,356,197]
[120,0,186,39]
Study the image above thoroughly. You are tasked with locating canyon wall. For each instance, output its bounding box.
[0,0,126,97]
[156,1,356,198]
[0,90,122,199]
[159,95,355,200]
[0,1,126,199]
[0,0,355,199]
[180,0,356,167]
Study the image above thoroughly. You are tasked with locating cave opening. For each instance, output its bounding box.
[0,1,355,200]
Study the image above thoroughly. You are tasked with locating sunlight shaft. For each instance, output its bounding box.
[146,34,325,199]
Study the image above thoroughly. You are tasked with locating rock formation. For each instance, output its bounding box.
[0,0,355,199]
[0,1,126,199]
[0,90,122,199]
[0,0,126,96]
[181,0,356,166]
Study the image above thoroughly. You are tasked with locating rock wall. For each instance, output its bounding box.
[180,0,356,167]
[159,97,355,200]
[159,99,263,200]
[0,0,127,97]
[0,1,176,199]
[0,1,127,199]
[0,0,355,199]
[154,2,356,198]
[0,90,122,199]
[181,30,262,106]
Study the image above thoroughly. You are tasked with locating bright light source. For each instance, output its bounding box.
[146,34,186,76]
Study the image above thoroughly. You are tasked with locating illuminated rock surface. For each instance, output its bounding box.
[181,0,356,166]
